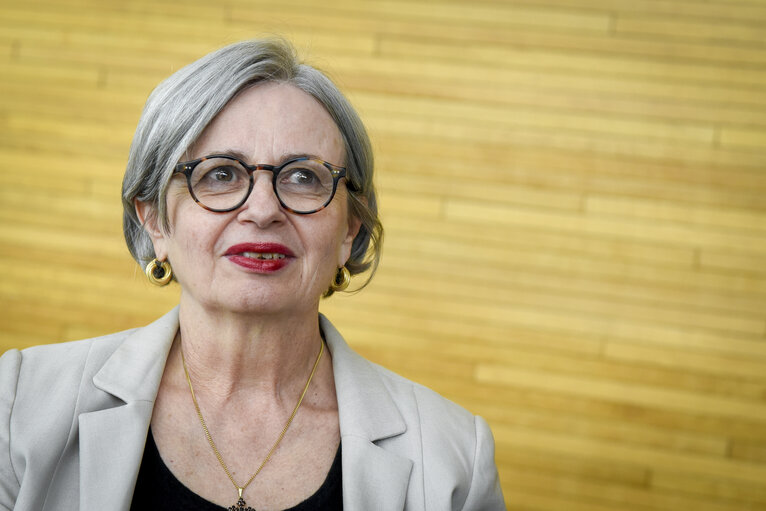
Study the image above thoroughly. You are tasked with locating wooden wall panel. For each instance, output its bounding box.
[2,0,766,509]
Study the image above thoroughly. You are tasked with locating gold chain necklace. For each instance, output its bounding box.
[180,340,324,511]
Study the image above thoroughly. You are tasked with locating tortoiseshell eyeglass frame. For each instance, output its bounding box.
[173,154,348,215]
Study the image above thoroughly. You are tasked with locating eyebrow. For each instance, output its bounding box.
[205,149,323,164]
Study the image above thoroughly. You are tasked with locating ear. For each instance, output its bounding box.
[134,199,169,261]
[339,212,363,267]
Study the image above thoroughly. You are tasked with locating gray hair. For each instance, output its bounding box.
[122,38,382,290]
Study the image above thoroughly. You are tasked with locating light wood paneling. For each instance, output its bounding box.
[2,0,765,509]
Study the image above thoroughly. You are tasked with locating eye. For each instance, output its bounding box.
[207,166,237,182]
[280,167,320,187]
[285,168,318,186]
[275,160,335,206]
[191,161,247,192]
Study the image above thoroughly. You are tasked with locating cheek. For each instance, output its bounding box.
[166,205,222,265]
[303,212,347,260]
[175,226,208,260]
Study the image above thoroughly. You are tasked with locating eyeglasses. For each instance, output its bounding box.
[174,155,348,214]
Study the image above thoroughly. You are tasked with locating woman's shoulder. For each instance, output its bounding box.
[320,314,479,432]
[6,328,138,358]
[369,359,477,428]
[1,328,140,390]
[0,330,139,433]
[0,329,142,501]
[331,342,505,509]
[2,308,179,399]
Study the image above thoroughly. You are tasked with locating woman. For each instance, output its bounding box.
[0,39,505,510]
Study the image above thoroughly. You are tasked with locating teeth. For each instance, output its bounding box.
[242,252,286,260]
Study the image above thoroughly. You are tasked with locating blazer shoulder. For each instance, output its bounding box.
[0,329,139,507]
[1,328,139,439]
[363,361,505,509]
[368,359,476,428]
[10,328,139,394]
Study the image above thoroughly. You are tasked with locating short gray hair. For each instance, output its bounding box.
[122,38,382,288]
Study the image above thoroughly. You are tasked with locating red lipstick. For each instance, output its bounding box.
[225,243,294,273]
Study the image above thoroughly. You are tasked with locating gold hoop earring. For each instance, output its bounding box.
[330,266,351,292]
[145,259,172,286]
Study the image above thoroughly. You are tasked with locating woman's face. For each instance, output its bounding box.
[139,83,360,315]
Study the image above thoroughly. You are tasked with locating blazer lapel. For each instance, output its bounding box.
[78,402,155,511]
[79,308,179,511]
[341,437,412,509]
[321,316,413,510]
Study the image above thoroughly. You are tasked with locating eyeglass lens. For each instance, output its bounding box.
[188,157,337,213]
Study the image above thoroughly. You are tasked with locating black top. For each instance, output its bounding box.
[131,428,343,510]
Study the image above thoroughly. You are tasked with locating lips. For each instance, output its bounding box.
[225,243,294,273]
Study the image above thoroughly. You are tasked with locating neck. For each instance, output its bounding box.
[173,296,324,402]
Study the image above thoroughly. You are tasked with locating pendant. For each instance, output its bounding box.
[228,496,256,511]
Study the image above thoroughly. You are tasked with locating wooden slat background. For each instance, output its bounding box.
[2,0,766,509]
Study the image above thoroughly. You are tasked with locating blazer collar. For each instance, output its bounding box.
[92,307,179,402]
[80,308,179,511]
[320,315,413,509]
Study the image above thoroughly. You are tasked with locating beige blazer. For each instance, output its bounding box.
[0,308,505,510]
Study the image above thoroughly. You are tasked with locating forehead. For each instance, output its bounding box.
[191,82,344,164]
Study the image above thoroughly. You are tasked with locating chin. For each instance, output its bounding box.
[215,288,318,317]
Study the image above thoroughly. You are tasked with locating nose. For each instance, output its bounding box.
[235,171,285,227]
